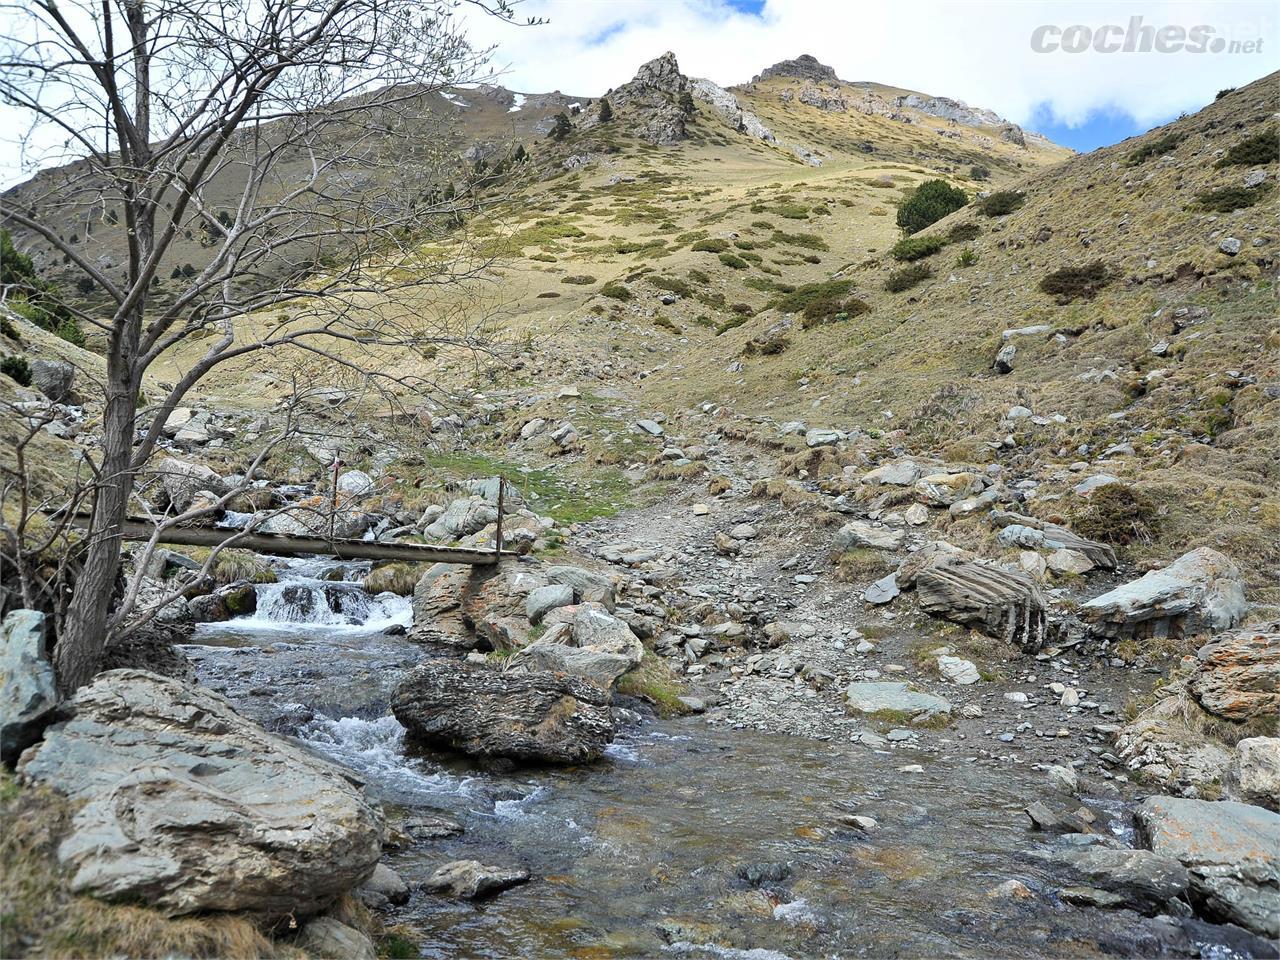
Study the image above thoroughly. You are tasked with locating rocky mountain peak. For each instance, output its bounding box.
[754,54,840,85]
[630,51,687,94]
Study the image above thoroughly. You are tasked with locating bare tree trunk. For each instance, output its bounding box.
[54,316,141,692]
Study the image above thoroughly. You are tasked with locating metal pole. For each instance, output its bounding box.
[495,477,504,561]
[329,457,340,545]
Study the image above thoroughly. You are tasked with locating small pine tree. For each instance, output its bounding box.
[549,112,572,142]
[598,98,613,123]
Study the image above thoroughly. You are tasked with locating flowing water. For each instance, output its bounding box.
[186,559,1258,960]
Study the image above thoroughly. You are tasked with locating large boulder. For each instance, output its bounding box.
[832,520,904,552]
[411,562,544,650]
[0,609,58,766]
[914,471,985,507]
[1187,627,1278,722]
[990,511,1117,570]
[1052,847,1190,913]
[18,670,383,916]
[1080,548,1246,640]
[1135,796,1279,938]
[29,359,75,403]
[425,497,499,541]
[544,564,617,611]
[258,502,368,540]
[421,860,530,899]
[915,557,1049,652]
[510,602,644,688]
[1236,738,1280,811]
[392,658,615,764]
[155,456,224,513]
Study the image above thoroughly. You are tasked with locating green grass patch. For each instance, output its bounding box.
[1196,184,1271,212]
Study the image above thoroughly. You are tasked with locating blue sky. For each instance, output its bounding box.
[1031,105,1178,152]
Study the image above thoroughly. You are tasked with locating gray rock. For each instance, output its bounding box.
[1,609,58,766]
[1072,474,1121,496]
[355,863,410,909]
[916,558,1048,652]
[635,419,665,436]
[845,681,951,718]
[1244,169,1267,189]
[525,584,574,624]
[1054,847,1189,913]
[994,343,1016,374]
[392,658,615,764]
[337,469,375,497]
[990,512,1117,569]
[155,456,224,513]
[425,496,499,541]
[1236,738,1280,811]
[937,655,980,685]
[298,918,376,960]
[804,428,843,447]
[421,859,530,899]
[1080,547,1246,640]
[861,460,924,486]
[1135,795,1279,937]
[1188,628,1278,722]
[545,565,617,610]
[833,520,904,552]
[29,359,75,402]
[19,670,383,916]
[1046,764,1079,793]
[513,602,643,687]
[1219,237,1242,256]
[863,574,899,605]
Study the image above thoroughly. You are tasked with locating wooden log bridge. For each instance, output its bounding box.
[103,519,514,565]
[63,476,515,565]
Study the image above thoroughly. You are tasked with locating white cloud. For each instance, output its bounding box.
[463,0,1277,130]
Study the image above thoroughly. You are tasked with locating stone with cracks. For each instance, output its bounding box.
[1187,627,1278,722]
[425,496,500,541]
[18,670,383,916]
[833,520,904,552]
[526,584,575,624]
[0,609,58,766]
[1135,796,1279,938]
[392,658,615,764]
[914,472,985,507]
[299,918,377,960]
[1052,847,1190,913]
[512,602,644,687]
[937,655,980,685]
[1081,548,1246,640]
[155,456,224,512]
[1236,738,1280,811]
[29,359,75,403]
[915,557,1049,652]
[990,511,1116,569]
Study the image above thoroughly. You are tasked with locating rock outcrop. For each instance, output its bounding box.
[392,658,615,764]
[0,609,58,766]
[689,77,775,143]
[1080,548,1246,640]
[19,670,383,916]
[753,54,839,85]
[510,601,644,688]
[1135,796,1279,938]
[1187,627,1278,722]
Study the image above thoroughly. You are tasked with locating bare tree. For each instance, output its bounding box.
[0,0,536,692]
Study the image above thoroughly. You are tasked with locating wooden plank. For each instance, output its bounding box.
[80,517,509,565]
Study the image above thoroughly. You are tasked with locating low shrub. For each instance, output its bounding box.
[896,179,967,235]
[1,354,31,386]
[979,191,1025,217]
[1127,131,1183,165]
[1215,126,1277,167]
[730,302,755,316]
[214,549,278,586]
[890,234,946,262]
[774,203,810,219]
[650,276,693,297]
[771,230,828,251]
[947,222,981,243]
[719,252,748,269]
[561,274,596,285]
[1038,261,1110,303]
[954,247,978,267]
[691,238,729,253]
[687,269,710,284]
[884,263,933,293]
[742,332,789,356]
[1196,184,1270,212]
[801,296,869,329]
[969,165,990,181]
[364,562,425,596]
[599,282,631,300]
[772,279,853,315]
[1069,484,1157,545]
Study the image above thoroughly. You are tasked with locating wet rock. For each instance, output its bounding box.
[19,670,383,916]
[736,861,793,886]
[1,610,57,766]
[916,558,1048,652]
[1054,847,1189,912]
[1135,796,1279,938]
[1081,548,1246,640]
[1236,738,1280,811]
[401,814,464,840]
[298,918,376,960]
[1046,764,1079,793]
[392,658,615,764]
[421,859,531,899]
[356,863,410,909]
[1024,801,1091,835]
[845,681,951,719]
[1187,627,1278,722]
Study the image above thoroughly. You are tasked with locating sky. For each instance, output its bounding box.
[460,0,1277,151]
[0,0,1275,185]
